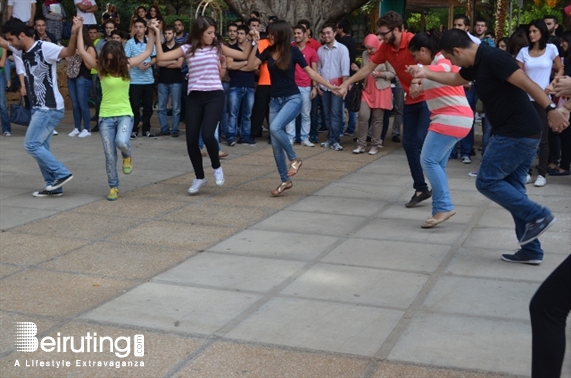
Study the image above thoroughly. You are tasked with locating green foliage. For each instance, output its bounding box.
[406,12,443,32]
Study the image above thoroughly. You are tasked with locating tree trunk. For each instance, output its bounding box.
[495,0,508,40]
[223,0,370,34]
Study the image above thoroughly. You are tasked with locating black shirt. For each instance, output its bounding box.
[459,44,541,138]
[257,46,308,98]
[157,42,182,84]
[35,31,58,44]
[228,43,255,88]
[337,34,357,75]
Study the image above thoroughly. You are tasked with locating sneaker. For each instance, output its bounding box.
[368,146,379,155]
[468,170,478,178]
[243,139,257,146]
[52,130,58,135]
[33,190,63,197]
[122,157,132,174]
[188,178,207,194]
[301,140,315,147]
[520,214,556,246]
[130,132,137,140]
[158,130,171,136]
[405,190,432,208]
[342,131,354,137]
[144,131,156,138]
[353,146,366,154]
[68,128,80,137]
[534,175,546,187]
[461,156,472,164]
[501,250,542,265]
[526,174,532,184]
[330,143,343,151]
[171,131,179,138]
[320,141,330,148]
[3,131,11,137]
[227,139,236,147]
[392,135,401,143]
[107,187,119,201]
[78,129,91,138]
[213,167,225,186]
[46,174,73,191]
[309,137,319,144]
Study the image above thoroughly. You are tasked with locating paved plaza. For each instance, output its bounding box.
[0,112,570,378]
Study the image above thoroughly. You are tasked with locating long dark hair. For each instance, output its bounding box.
[266,20,292,70]
[560,31,571,59]
[408,29,442,58]
[146,5,164,23]
[528,19,549,51]
[185,16,221,57]
[507,29,529,57]
[99,41,130,80]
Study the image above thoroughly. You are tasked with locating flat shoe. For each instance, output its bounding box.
[271,181,293,196]
[549,169,570,176]
[421,210,456,228]
[287,158,302,177]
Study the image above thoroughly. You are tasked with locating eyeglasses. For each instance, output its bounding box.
[377,29,393,37]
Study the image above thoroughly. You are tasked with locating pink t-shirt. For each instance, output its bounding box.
[292,44,318,87]
[180,44,223,93]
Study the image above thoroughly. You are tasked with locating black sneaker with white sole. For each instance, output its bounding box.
[46,174,73,191]
[519,214,556,246]
[33,190,63,197]
[501,250,542,265]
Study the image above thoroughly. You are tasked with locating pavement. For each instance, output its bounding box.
[0,112,570,378]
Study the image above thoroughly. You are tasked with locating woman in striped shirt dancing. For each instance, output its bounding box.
[407,31,474,228]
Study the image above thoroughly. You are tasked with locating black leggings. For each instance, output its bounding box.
[186,90,224,179]
[530,254,571,378]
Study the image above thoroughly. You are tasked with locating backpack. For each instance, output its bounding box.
[66,53,83,79]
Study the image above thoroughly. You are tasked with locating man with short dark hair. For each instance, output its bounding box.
[226,23,238,45]
[543,15,559,37]
[407,29,569,264]
[336,18,357,137]
[453,15,481,45]
[157,25,183,137]
[247,18,260,33]
[473,18,495,47]
[34,17,57,43]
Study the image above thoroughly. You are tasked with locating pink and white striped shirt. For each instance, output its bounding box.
[180,44,223,93]
[421,54,474,138]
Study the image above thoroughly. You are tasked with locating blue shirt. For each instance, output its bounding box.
[124,36,156,84]
[317,40,349,91]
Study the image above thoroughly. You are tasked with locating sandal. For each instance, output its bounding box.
[287,158,302,177]
[271,181,293,196]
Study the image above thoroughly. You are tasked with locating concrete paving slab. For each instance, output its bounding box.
[154,253,305,293]
[207,230,339,261]
[175,340,370,378]
[388,312,531,376]
[280,263,428,308]
[337,172,414,187]
[355,218,465,245]
[225,297,404,356]
[1,192,101,212]
[201,187,303,209]
[234,177,327,195]
[0,206,60,230]
[464,226,570,252]
[291,168,348,182]
[252,210,366,236]
[378,204,476,224]
[287,195,387,217]
[81,283,263,335]
[373,361,510,378]
[297,158,364,173]
[446,247,570,281]
[322,239,450,273]
[313,182,405,202]
[72,197,188,219]
[423,276,538,320]
[0,264,21,279]
[397,189,489,208]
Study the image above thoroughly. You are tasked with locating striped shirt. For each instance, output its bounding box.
[421,54,473,138]
[180,44,223,93]
[124,37,156,85]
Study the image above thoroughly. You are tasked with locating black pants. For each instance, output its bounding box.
[532,102,549,177]
[180,78,188,123]
[251,84,270,138]
[530,254,571,378]
[186,90,223,179]
[129,83,154,134]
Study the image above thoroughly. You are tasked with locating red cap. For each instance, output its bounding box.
[566,4,571,16]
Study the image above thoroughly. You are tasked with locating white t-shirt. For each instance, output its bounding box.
[468,33,481,45]
[74,0,97,25]
[10,41,65,110]
[7,0,35,23]
[516,44,559,101]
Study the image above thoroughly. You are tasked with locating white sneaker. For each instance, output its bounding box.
[52,130,58,135]
[3,131,11,137]
[301,140,315,147]
[188,178,207,194]
[534,175,546,187]
[213,167,225,186]
[526,174,532,184]
[68,128,79,137]
[78,129,91,138]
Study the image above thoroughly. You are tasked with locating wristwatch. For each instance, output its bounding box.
[545,102,557,113]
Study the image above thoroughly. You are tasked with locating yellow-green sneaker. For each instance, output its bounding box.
[122,156,132,174]
[107,187,119,201]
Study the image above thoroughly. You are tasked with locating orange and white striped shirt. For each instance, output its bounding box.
[421,54,474,138]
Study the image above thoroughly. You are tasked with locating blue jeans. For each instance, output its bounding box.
[269,94,302,182]
[321,90,344,145]
[24,109,70,190]
[287,86,311,142]
[99,116,133,188]
[421,131,461,215]
[346,110,356,134]
[158,83,181,133]
[67,76,92,132]
[481,115,493,156]
[451,86,477,158]
[0,74,11,133]
[476,135,550,259]
[226,86,254,142]
[402,101,430,192]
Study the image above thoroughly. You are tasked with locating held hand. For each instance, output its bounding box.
[548,108,570,133]
[350,63,359,72]
[310,87,317,100]
[149,20,160,34]
[552,76,571,97]
[219,55,226,65]
[317,86,324,97]
[406,65,427,79]
[72,16,83,31]
[334,84,348,99]
[20,86,27,97]
[409,83,422,99]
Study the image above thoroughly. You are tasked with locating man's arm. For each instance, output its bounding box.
[406,64,469,87]
[335,61,379,98]
[29,2,37,25]
[6,5,13,20]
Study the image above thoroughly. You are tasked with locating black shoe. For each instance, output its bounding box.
[470,149,476,157]
[501,250,542,265]
[158,130,171,136]
[33,190,63,197]
[144,131,156,138]
[520,214,556,246]
[46,174,73,191]
[90,115,98,122]
[171,131,179,138]
[392,135,401,143]
[130,132,137,140]
[91,125,99,132]
[405,190,432,208]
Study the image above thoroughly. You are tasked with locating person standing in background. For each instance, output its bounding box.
[74,0,98,29]
[6,0,36,26]
[42,0,66,44]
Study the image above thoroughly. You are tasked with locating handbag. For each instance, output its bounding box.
[66,53,82,79]
[346,82,363,112]
[10,97,31,127]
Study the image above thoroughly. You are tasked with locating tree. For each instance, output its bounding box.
[222,0,371,33]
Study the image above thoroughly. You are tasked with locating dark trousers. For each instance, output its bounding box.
[402,101,430,192]
[251,84,271,138]
[129,83,154,134]
[180,78,188,123]
[530,254,571,378]
[186,90,224,179]
[531,101,549,177]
